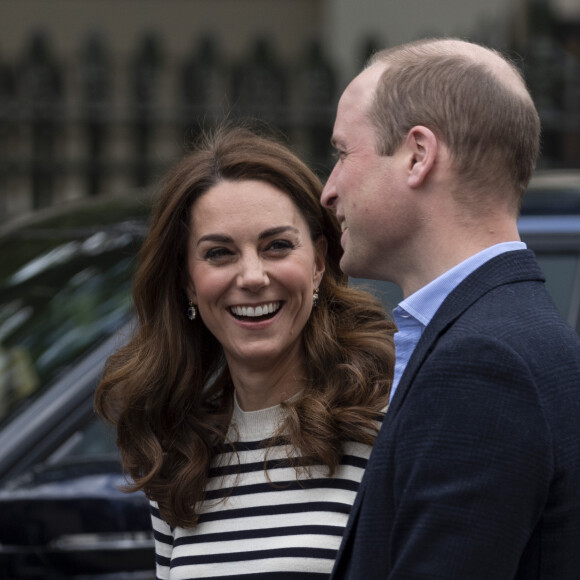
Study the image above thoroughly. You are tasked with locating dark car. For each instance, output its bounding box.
[0,194,155,579]
[0,170,579,580]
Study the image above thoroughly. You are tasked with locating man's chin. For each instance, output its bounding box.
[339,254,368,279]
[340,254,388,283]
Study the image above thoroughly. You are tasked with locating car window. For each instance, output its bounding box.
[46,416,120,465]
[535,253,580,327]
[0,199,149,429]
[350,278,402,312]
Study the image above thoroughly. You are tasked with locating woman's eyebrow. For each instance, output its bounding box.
[259,225,299,240]
[196,225,300,246]
[196,233,233,246]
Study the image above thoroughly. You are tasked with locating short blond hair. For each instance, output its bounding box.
[368,38,540,211]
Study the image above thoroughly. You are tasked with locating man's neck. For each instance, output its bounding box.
[399,216,521,299]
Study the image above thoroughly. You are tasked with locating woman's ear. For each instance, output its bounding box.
[186,282,197,305]
[404,125,438,188]
[313,236,327,288]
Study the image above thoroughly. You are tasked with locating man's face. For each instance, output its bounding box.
[321,64,416,282]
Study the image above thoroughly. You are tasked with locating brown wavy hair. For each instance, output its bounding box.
[95,126,395,528]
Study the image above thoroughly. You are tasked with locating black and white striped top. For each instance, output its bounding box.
[151,396,380,579]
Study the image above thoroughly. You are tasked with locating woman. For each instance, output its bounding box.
[95,126,395,579]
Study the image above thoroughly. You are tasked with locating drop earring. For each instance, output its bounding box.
[313,288,319,308]
[187,302,197,320]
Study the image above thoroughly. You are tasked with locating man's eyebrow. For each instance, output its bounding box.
[330,135,346,150]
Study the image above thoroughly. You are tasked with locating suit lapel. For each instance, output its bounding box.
[387,249,544,420]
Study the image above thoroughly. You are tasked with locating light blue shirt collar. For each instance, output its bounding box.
[390,241,526,402]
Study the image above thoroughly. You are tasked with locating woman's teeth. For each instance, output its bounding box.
[230,302,281,317]
[341,222,347,232]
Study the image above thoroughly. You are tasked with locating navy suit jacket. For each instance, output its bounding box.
[332,250,580,579]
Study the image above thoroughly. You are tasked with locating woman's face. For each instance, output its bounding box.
[187,179,325,375]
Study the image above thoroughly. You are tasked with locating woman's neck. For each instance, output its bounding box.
[227,351,306,411]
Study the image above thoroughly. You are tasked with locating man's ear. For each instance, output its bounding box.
[313,236,327,288]
[404,126,438,189]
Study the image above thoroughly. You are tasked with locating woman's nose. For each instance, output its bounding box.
[237,254,269,290]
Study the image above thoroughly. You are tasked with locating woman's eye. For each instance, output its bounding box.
[266,239,295,253]
[204,247,233,261]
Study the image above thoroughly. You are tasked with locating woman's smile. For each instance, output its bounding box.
[229,301,282,320]
[187,179,325,372]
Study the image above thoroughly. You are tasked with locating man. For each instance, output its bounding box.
[321,38,580,579]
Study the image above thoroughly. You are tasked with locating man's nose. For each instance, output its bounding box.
[320,166,337,208]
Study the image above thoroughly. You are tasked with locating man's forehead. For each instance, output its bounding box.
[337,63,385,118]
[349,62,386,98]
[332,63,384,144]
